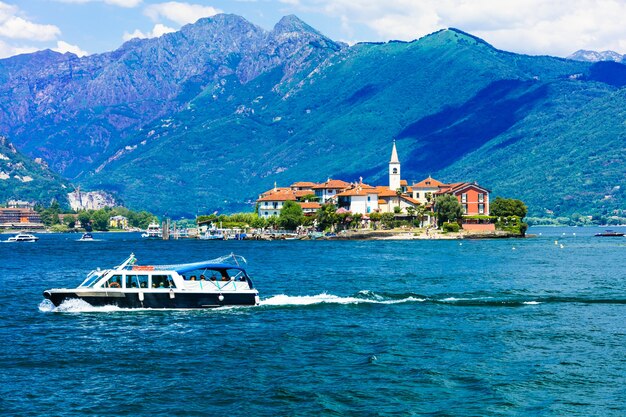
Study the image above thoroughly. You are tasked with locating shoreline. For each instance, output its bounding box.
[313,229,526,240]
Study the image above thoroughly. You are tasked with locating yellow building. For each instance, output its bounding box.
[109,215,128,229]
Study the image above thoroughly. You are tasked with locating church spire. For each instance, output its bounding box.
[390,139,399,163]
[389,139,401,191]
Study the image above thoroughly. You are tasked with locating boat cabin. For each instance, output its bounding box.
[78,263,253,291]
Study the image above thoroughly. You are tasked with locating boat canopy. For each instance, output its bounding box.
[155,261,246,274]
[114,253,248,274]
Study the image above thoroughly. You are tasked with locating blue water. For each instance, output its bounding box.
[1,226,625,416]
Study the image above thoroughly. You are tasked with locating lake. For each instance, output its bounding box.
[1,226,625,416]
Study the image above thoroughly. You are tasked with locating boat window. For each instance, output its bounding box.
[105,274,122,288]
[125,274,139,288]
[151,274,172,288]
[137,275,149,288]
[80,272,103,288]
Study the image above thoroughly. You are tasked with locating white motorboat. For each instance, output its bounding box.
[141,222,162,239]
[6,232,39,242]
[43,253,260,309]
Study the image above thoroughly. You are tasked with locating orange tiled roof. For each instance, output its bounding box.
[374,186,400,197]
[400,180,408,186]
[299,202,322,209]
[412,176,447,188]
[400,195,421,205]
[312,179,351,190]
[336,184,377,197]
[290,181,317,188]
[257,190,297,202]
[294,190,314,198]
[259,187,291,198]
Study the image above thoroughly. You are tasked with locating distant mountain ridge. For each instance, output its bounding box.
[0,14,343,177]
[568,49,625,63]
[0,15,625,218]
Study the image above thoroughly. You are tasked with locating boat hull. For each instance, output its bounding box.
[43,290,259,309]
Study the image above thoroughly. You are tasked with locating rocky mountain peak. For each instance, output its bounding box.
[273,15,321,36]
[567,49,625,63]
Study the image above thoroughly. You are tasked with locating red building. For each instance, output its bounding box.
[436,182,490,216]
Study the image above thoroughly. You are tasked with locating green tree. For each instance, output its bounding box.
[250,215,268,229]
[62,214,76,228]
[77,211,91,229]
[316,203,337,231]
[369,212,381,229]
[91,210,109,231]
[381,212,395,228]
[435,195,463,226]
[490,197,528,219]
[278,201,304,230]
[299,193,319,202]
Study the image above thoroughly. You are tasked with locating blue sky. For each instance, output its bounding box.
[2,0,626,59]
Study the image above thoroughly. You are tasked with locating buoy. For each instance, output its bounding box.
[560,244,564,249]
[138,292,144,301]
[512,247,516,250]
[218,294,224,302]
[169,290,175,299]
[554,240,558,245]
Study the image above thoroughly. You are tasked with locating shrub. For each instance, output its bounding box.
[442,222,460,233]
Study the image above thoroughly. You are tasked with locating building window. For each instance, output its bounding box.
[392,168,398,174]
[367,196,370,201]
[264,212,268,216]
[479,203,484,214]
[415,192,420,198]
[463,204,468,214]
[478,193,484,202]
[461,193,467,203]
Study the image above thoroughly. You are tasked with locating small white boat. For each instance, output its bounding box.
[43,253,260,309]
[6,232,39,242]
[141,222,162,239]
[199,229,225,240]
[77,232,95,241]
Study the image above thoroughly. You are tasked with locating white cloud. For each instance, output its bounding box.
[288,0,626,56]
[0,38,37,58]
[123,23,176,41]
[104,0,142,7]
[53,40,88,56]
[54,0,142,7]
[0,2,61,41]
[144,2,222,25]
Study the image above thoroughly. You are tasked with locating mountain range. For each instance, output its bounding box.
[0,14,624,217]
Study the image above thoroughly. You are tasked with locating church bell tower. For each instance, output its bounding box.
[389,139,401,191]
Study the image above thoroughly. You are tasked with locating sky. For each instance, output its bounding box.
[2,0,626,59]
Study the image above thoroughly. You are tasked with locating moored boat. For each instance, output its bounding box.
[141,222,162,239]
[6,232,39,242]
[43,253,259,309]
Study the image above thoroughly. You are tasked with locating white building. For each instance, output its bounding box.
[336,184,379,214]
[312,179,351,203]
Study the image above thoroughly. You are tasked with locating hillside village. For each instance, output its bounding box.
[257,141,494,231]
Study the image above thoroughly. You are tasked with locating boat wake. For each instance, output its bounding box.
[39,298,123,313]
[258,291,626,308]
[259,292,425,306]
